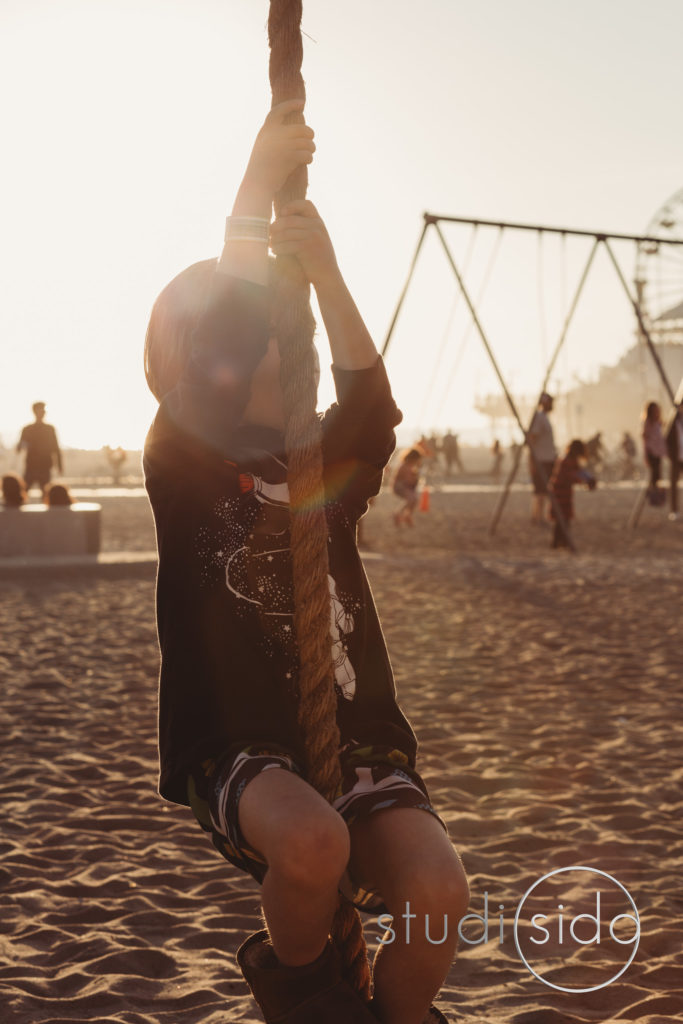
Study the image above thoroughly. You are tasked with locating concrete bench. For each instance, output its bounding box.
[0,503,101,557]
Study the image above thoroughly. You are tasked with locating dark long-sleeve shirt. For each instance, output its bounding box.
[144,274,416,805]
[18,422,62,472]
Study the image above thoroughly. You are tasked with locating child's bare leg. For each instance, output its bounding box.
[238,769,349,967]
[349,808,469,1024]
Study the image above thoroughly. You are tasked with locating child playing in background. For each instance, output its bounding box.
[392,447,422,526]
[549,439,596,549]
[143,100,467,1024]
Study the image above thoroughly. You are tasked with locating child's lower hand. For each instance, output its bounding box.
[269,200,340,289]
[243,100,316,199]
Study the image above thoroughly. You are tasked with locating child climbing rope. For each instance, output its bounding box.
[143,101,468,1024]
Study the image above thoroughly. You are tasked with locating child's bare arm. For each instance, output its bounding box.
[269,199,378,370]
[219,100,315,286]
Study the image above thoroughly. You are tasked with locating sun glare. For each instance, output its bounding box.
[1,1,681,455]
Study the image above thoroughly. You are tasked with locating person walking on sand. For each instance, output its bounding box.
[16,402,63,496]
[143,100,468,1024]
[392,447,422,527]
[548,439,596,549]
[642,401,667,506]
[527,392,557,524]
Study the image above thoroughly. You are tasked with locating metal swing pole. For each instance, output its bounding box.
[432,222,578,552]
[381,218,431,358]
[489,236,601,536]
[603,238,677,405]
[602,239,678,529]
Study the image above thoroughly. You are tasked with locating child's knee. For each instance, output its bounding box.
[269,810,350,889]
[384,852,469,922]
[419,862,469,919]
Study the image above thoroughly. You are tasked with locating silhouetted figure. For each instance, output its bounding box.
[104,445,127,486]
[392,448,422,527]
[16,402,63,495]
[490,439,503,479]
[666,405,683,520]
[642,401,667,506]
[2,472,27,508]
[585,432,605,476]
[548,440,596,549]
[619,431,637,480]
[426,433,441,473]
[45,482,74,507]
[527,392,557,524]
[441,431,464,475]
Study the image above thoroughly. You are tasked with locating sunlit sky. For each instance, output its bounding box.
[1,0,682,451]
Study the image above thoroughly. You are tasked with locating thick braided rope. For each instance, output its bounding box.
[267,0,371,1002]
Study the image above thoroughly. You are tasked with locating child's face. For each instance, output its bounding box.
[240,337,321,431]
[241,337,285,430]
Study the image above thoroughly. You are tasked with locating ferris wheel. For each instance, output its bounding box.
[634,187,683,331]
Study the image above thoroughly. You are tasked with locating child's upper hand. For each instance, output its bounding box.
[244,100,316,198]
[269,200,340,289]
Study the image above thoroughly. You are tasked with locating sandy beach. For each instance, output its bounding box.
[2,480,682,1023]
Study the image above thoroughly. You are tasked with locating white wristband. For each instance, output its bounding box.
[225,216,270,243]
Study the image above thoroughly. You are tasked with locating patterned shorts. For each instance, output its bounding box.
[187,742,445,913]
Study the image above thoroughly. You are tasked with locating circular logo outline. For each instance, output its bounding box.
[513,865,640,993]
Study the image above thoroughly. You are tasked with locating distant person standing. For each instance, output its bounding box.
[527,392,557,524]
[641,401,667,505]
[666,404,683,520]
[104,445,127,486]
[619,431,637,480]
[585,431,605,476]
[490,439,503,479]
[441,430,464,476]
[16,402,63,495]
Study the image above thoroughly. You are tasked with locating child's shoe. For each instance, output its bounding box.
[370,998,451,1022]
[237,929,377,1024]
[424,1006,450,1022]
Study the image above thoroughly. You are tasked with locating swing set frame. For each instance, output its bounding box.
[382,212,683,547]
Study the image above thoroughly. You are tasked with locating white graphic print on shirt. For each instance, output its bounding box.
[197,456,358,701]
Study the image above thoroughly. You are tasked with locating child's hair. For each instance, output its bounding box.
[402,448,423,464]
[2,473,27,507]
[144,259,218,402]
[644,401,660,422]
[144,257,290,404]
[45,482,73,507]
[567,439,586,459]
